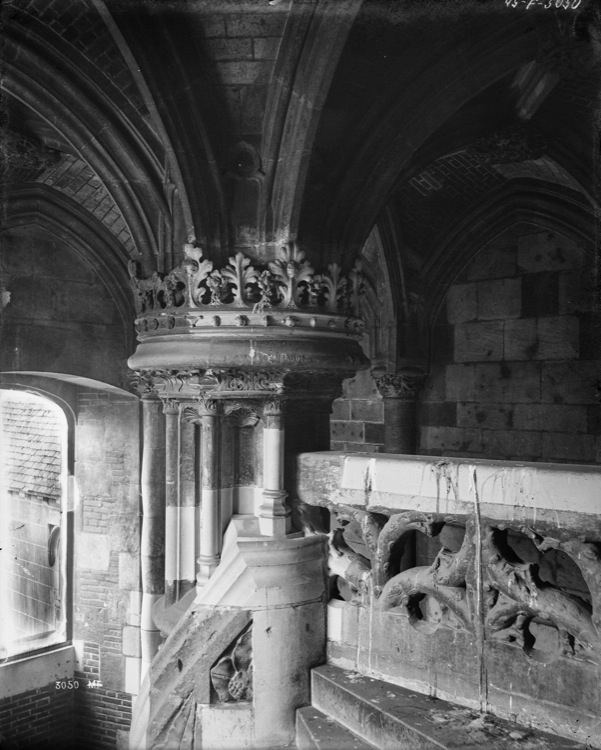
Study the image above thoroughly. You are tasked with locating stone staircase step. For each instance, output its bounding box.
[311,664,587,750]
[296,706,377,750]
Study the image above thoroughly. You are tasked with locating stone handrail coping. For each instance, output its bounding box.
[296,452,601,534]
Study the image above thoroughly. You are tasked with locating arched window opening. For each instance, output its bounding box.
[0,389,69,659]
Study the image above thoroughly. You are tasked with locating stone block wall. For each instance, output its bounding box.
[0,228,129,387]
[330,369,385,453]
[420,223,601,463]
[73,390,141,748]
[74,642,133,750]
[201,5,286,136]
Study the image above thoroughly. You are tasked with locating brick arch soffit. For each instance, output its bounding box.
[2,23,174,275]
[94,0,195,247]
[2,186,135,355]
[262,0,363,252]
[423,182,598,332]
[107,4,228,257]
[311,14,550,264]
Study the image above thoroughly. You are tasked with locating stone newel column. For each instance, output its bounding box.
[140,397,165,679]
[163,399,180,607]
[259,398,290,537]
[196,398,222,588]
[128,241,370,749]
[376,367,426,454]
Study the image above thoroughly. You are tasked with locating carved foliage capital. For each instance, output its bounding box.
[128,370,157,399]
[376,369,426,400]
[161,398,180,416]
[224,403,261,428]
[208,368,286,395]
[182,397,221,422]
[129,368,219,400]
[261,397,286,429]
[466,125,546,165]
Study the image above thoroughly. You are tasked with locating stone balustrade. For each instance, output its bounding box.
[295,451,601,748]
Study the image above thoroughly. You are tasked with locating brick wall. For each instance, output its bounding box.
[420,223,601,463]
[330,369,384,453]
[73,390,141,747]
[40,155,136,258]
[74,642,132,750]
[0,682,75,748]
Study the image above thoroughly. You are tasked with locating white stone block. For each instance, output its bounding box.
[129,590,142,626]
[119,551,140,589]
[198,704,254,749]
[124,656,141,695]
[78,532,110,570]
[327,600,344,641]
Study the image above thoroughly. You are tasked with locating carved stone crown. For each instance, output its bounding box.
[127,241,369,378]
[130,241,364,335]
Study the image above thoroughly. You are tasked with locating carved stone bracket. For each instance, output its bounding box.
[376,368,426,401]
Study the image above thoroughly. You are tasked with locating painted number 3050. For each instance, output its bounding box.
[55,679,103,689]
[55,680,80,689]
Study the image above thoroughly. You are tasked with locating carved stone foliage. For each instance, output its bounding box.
[223,404,260,428]
[208,369,285,394]
[300,502,384,605]
[466,125,547,165]
[376,368,426,400]
[129,367,350,404]
[380,519,600,661]
[210,625,253,703]
[301,498,601,663]
[129,241,364,318]
[1,131,61,181]
[128,370,156,398]
[129,368,218,399]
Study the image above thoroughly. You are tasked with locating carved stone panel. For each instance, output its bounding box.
[210,624,253,703]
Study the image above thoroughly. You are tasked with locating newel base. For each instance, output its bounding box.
[130,518,328,750]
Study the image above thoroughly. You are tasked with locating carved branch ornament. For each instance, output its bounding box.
[307,498,601,664]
